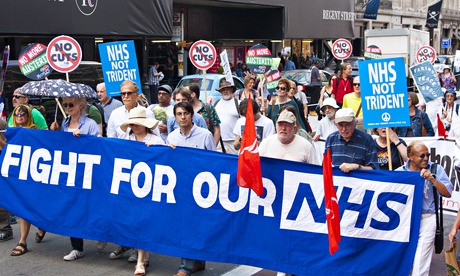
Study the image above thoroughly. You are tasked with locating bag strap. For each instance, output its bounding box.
[431,163,443,231]
[356,102,362,117]
[419,111,425,131]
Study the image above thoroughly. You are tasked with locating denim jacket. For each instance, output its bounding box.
[397,109,434,137]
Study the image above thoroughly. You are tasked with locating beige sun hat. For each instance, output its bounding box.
[120,107,159,132]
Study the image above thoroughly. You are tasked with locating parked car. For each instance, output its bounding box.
[434,55,455,72]
[281,69,332,92]
[342,56,365,77]
[175,74,244,104]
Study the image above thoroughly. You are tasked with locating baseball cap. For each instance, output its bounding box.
[158,84,173,94]
[334,108,355,123]
[277,111,296,124]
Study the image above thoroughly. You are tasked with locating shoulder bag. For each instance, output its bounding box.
[432,163,444,254]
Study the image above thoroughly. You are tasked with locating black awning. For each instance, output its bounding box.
[0,0,172,37]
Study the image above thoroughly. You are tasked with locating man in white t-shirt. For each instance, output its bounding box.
[233,98,275,151]
[214,81,240,154]
[259,110,316,164]
[313,98,339,141]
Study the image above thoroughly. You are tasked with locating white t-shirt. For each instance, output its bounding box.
[128,132,165,145]
[150,104,174,118]
[259,134,317,164]
[316,117,338,140]
[214,98,240,141]
[294,91,308,105]
[233,115,275,142]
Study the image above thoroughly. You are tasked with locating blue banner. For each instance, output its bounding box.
[0,128,424,275]
[410,61,443,103]
[98,40,142,97]
[363,0,381,20]
[359,57,410,128]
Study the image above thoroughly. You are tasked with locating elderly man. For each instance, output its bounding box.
[107,79,158,139]
[167,101,215,276]
[214,81,240,154]
[259,110,316,163]
[8,88,48,129]
[325,108,377,172]
[97,82,123,125]
[312,98,339,141]
[396,141,452,275]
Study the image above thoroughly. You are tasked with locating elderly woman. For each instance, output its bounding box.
[50,97,100,261]
[373,127,408,170]
[440,65,457,90]
[9,104,44,257]
[397,92,434,137]
[120,106,164,276]
[267,77,306,131]
[437,88,459,134]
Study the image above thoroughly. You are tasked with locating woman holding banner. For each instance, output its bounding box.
[372,127,407,171]
[9,104,44,257]
[50,97,100,261]
[397,92,434,137]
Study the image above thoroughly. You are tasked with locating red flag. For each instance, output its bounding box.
[323,149,341,255]
[437,113,448,139]
[237,94,264,196]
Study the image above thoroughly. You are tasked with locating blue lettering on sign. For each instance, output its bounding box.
[370,192,408,231]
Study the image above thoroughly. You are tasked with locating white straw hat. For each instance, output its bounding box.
[120,107,159,132]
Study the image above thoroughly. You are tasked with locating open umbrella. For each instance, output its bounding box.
[19,79,98,99]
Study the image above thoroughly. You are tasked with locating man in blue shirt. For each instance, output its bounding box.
[325,108,378,172]
[396,140,452,275]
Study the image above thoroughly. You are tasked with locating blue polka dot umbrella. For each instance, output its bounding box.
[19,79,98,99]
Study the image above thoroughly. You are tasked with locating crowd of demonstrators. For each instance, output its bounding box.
[372,127,408,171]
[233,99,275,151]
[187,83,222,146]
[213,81,240,154]
[317,74,335,121]
[8,88,48,130]
[312,98,339,141]
[331,62,353,108]
[437,88,459,135]
[396,141,452,275]
[342,76,364,131]
[397,92,434,137]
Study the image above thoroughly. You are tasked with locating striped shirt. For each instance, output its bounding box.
[325,129,378,169]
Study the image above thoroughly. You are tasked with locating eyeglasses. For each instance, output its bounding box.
[353,83,360,87]
[158,92,170,96]
[14,113,26,117]
[121,91,135,97]
[418,153,431,159]
[13,95,26,99]
[62,103,74,108]
[276,86,287,91]
[176,111,191,117]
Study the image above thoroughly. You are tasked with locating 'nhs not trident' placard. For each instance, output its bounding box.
[359,57,410,128]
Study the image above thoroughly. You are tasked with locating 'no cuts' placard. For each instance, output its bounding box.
[98,40,142,96]
[358,57,410,128]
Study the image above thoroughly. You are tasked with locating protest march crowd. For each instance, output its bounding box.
[0,59,459,276]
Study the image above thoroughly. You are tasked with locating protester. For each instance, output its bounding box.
[167,102,215,276]
[317,74,335,121]
[343,76,364,131]
[437,88,459,134]
[148,84,174,141]
[312,98,339,141]
[440,65,457,90]
[266,78,306,131]
[97,82,123,126]
[279,104,313,144]
[107,80,158,139]
[166,86,207,133]
[9,88,48,129]
[397,92,434,137]
[234,75,262,106]
[331,62,353,108]
[284,56,296,71]
[288,80,308,122]
[372,127,408,170]
[50,97,100,261]
[449,209,460,242]
[120,107,164,276]
[325,108,378,172]
[148,61,162,104]
[396,141,452,275]
[259,111,316,164]
[214,81,240,154]
[233,98,275,151]
[8,105,44,256]
[0,117,11,243]
[188,83,222,146]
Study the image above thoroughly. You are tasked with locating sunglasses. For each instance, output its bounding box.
[13,95,26,99]
[121,91,135,97]
[62,103,74,108]
[353,83,360,87]
[276,86,287,91]
[418,153,431,159]
[14,112,26,117]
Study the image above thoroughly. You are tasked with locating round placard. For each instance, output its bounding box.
[46,35,82,73]
[18,43,53,80]
[188,40,217,70]
[332,39,353,60]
